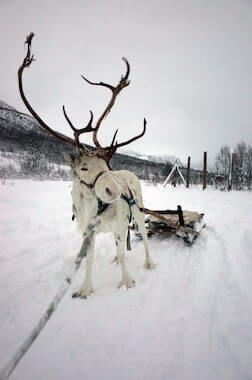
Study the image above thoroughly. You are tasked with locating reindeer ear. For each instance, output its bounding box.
[63,152,76,167]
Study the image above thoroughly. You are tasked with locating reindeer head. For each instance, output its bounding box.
[63,150,121,203]
[18,33,146,202]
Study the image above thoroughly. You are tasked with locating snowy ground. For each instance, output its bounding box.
[0,180,252,380]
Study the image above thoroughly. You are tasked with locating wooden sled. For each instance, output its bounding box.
[133,205,205,244]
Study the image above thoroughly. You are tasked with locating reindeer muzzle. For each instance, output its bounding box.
[94,172,120,203]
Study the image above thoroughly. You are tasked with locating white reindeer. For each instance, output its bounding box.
[18,33,155,299]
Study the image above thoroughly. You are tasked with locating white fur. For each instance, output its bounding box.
[67,154,155,299]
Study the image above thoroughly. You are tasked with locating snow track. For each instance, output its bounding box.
[0,181,252,380]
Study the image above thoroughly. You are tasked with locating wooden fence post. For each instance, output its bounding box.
[228,151,233,191]
[186,156,191,188]
[203,151,207,190]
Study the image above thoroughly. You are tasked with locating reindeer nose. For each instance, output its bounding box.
[105,187,113,196]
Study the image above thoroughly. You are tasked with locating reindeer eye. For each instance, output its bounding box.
[81,168,88,171]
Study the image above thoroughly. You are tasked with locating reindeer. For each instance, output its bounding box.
[18,33,155,299]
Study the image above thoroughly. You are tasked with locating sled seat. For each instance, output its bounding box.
[134,206,205,244]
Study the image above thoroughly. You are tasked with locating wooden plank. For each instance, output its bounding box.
[141,207,193,234]
[186,156,191,188]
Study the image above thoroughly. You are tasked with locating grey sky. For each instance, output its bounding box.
[1,0,251,166]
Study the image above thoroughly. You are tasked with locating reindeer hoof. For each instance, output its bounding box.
[118,278,136,289]
[144,261,155,270]
[72,288,94,299]
[112,256,119,264]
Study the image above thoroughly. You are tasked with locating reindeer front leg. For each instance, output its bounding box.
[115,233,135,289]
[72,234,95,299]
[73,219,100,299]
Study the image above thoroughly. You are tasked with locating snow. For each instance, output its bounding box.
[0,181,252,380]
[0,156,20,172]
[122,149,178,165]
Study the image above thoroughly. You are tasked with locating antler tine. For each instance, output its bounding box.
[105,118,147,151]
[18,33,76,147]
[81,75,115,92]
[62,105,94,148]
[110,129,119,147]
[100,119,147,164]
[62,105,77,132]
[99,129,119,164]
[23,33,35,67]
[121,57,130,83]
[81,57,130,93]
[81,58,130,149]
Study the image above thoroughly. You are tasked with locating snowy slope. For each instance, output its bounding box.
[0,181,252,380]
[122,149,178,164]
[0,100,44,134]
[0,101,17,112]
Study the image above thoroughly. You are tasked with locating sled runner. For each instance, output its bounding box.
[133,205,205,244]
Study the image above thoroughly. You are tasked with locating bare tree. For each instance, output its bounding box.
[215,142,252,190]
[215,145,231,179]
[245,144,252,190]
[233,142,247,189]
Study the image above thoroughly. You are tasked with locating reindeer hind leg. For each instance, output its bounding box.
[132,207,155,270]
[114,232,135,289]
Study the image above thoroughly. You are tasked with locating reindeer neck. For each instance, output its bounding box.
[72,174,96,200]
[72,175,99,232]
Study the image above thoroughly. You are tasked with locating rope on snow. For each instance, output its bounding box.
[0,224,98,380]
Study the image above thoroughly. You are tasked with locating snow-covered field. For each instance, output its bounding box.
[0,180,252,380]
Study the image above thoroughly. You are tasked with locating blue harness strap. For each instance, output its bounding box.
[72,192,137,220]
[120,193,137,207]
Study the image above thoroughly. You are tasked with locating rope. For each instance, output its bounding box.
[0,225,98,380]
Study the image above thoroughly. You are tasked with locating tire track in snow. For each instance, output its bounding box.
[122,231,226,380]
[144,225,244,380]
[187,225,252,380]
[168,228,228,380]
[208,227,252,379]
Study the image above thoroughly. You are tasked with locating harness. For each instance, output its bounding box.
[120,187,136,223]
[97,189,137,220]
[97,198,110,215]
[73,171,137,219]
[79,171,105,190]
[73,172,137,250]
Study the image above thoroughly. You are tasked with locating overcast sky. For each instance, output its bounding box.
[1,0,251,166]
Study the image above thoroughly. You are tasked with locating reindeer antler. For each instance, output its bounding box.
[81,58,146,160]
[18,33,78,148]
[81,57,130,149]
[18,33,147,161]
[62,106,94,149]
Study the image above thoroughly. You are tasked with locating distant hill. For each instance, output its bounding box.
[0,101,172,181]
[122,149,180,165]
